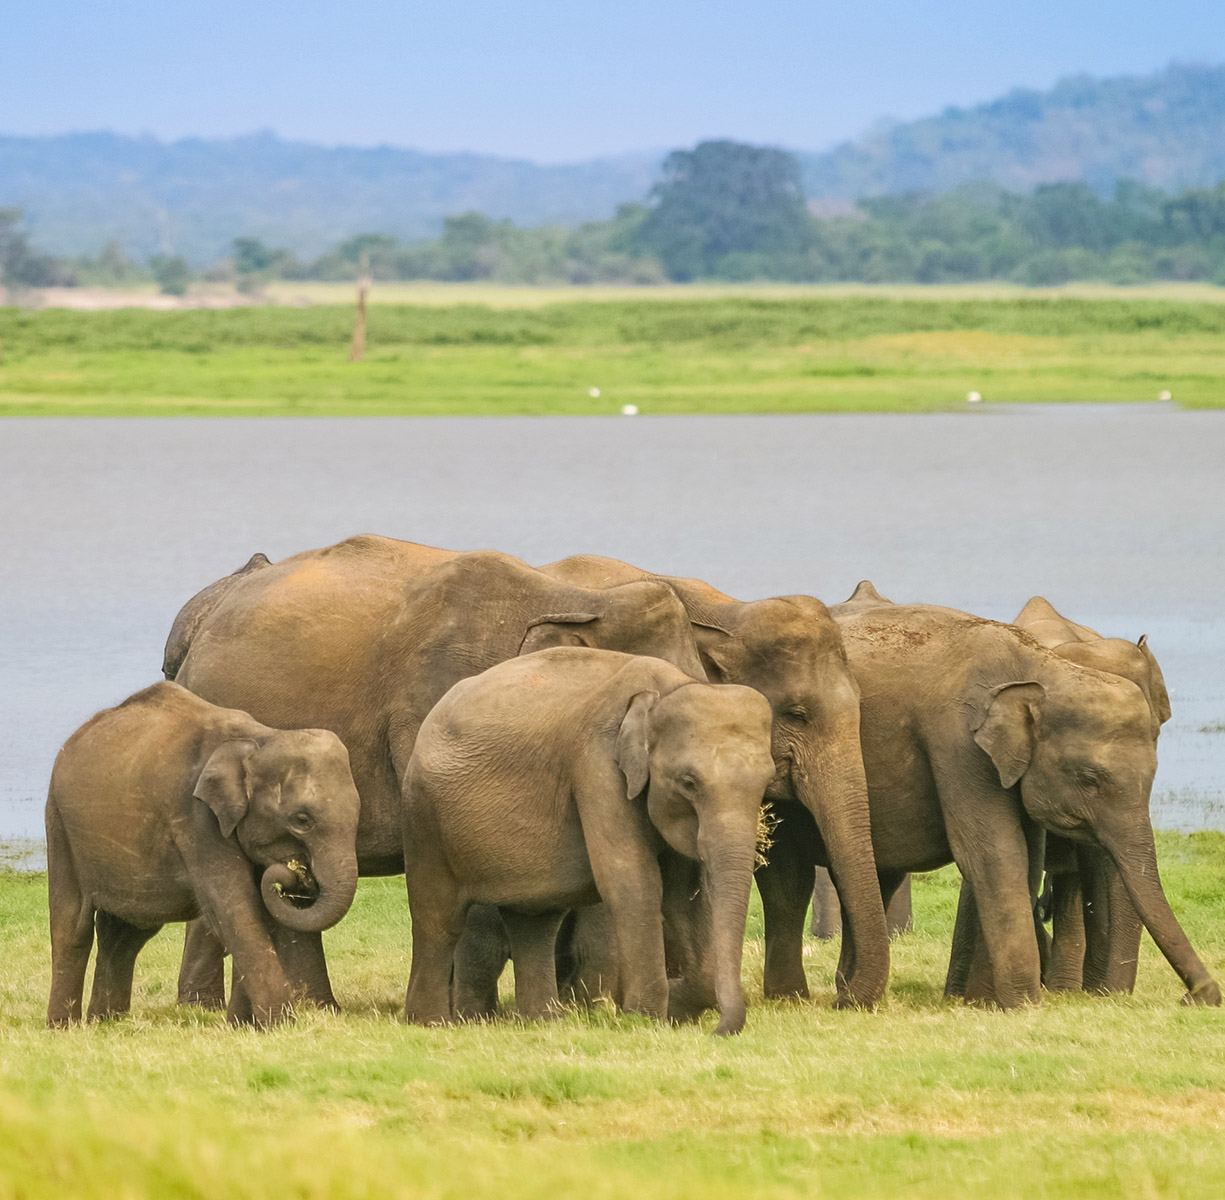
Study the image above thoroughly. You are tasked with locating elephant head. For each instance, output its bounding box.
[677,588,889,1008]
[519,578,707,682]
[1015,597,1171,741]
[972,670,1220,1005]
[194,729,361,934]
[616,682,776,1035]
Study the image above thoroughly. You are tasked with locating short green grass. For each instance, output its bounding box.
[3,295,1224,415]
[2,832,1224,1199]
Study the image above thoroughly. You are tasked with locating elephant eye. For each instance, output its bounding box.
[290,812,315,832]
[784,705,809,723]
[1075,767,1109,792]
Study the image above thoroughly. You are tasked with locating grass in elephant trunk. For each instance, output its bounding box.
[1,831,1224,1199]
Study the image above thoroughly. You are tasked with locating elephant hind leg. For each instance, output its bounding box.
[88,911,161,1020]
[46,804,95,1028]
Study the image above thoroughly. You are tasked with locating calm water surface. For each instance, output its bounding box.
[3,406,1224,863]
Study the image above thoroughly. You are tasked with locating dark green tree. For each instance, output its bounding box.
[149,253,191,296]
[636,141,812,279]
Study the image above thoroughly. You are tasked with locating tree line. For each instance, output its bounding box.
[7,141,1225,294]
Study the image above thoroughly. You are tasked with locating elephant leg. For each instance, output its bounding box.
[755,821,815,1000]
[178,917,227,1009]
[836,870,904,1006]
[886,876,913,936]
[581,820,668,1021]
[811,867,841,940]
[661,851,717,1022]
[944,879,975,998]
[88,912,161,1020]
[558,905,620,1006]
[1045,870,1086,991]
[1080,845,1142,994]
[452,903,509,1020]
[270,927,338,1011]
[404,855,466,1026]
[942,788,1041,1008]
[501,908,567,1020]
[46,806,95,1028]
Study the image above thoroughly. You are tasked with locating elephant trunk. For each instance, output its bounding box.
[1096,821,1220,1005]
[795,730,889,1007]
[260,849,359,934]
[699,819,757,1036]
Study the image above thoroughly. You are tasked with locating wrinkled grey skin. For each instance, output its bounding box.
[166,536,708,1008]
[946,597,1172,1000]
[404,649,774,1036]
[783,601,1217,1008]
[46,682,360,1028]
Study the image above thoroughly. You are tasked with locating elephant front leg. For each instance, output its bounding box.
[178,918,227,1008]
[942,784,1041,1008]
[1045,870,1086,991]
[755,823,815,1000]
[661,851,717,1022]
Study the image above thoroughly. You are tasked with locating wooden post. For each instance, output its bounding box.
[348,252,370,362]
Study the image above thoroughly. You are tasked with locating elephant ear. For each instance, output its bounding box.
[616,691,659,799]
[1137,635,1173,726]
[972,682,1045,790]
[691,623,738,683]
[193,739,258,838]
[517,612,599,656]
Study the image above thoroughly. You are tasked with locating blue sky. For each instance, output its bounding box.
[4,1,1223,161]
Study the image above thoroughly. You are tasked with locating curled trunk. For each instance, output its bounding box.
[260,852,359,934]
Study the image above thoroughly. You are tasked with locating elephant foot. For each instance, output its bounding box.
[1183,979,1222,1007]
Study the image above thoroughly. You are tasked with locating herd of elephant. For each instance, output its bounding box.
[45,533,1221,1035]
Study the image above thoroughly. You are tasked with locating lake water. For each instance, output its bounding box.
[3,406,1224,866]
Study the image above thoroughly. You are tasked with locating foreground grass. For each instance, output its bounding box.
[1,833,1223,1199]
[3,296,1225,415]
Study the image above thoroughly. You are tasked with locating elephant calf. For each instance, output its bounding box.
[46,682,361,1028]
[402,648,775,1035]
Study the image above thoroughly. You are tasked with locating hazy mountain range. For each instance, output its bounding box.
[3,62,1225,266]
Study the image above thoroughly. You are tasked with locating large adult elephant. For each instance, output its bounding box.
[166,535,709,1007]
[947,596,1173,998]
[523,555,891,1009]
[763,601,1217,1008]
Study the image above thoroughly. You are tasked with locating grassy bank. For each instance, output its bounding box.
[2,295,1224,415]
[2,833,1224,1198]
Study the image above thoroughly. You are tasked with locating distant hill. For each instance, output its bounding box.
[5,62,1225,266]
[0,132,660,265]
[798,62,1225,200]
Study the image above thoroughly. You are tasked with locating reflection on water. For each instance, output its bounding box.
[3,407,1224,860]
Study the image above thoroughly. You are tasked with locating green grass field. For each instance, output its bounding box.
[3,292,1224,415]
[2,833,1224,1199]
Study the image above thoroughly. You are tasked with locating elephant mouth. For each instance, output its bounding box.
[272,859,320,908]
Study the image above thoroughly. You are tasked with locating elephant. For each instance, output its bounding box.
[454,554,890,1013]
[165,535,709,1008]
[946,597,1173,999]
[403,648,775,1035]
[761,600,1218,1008]
[45,682,360,1028]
